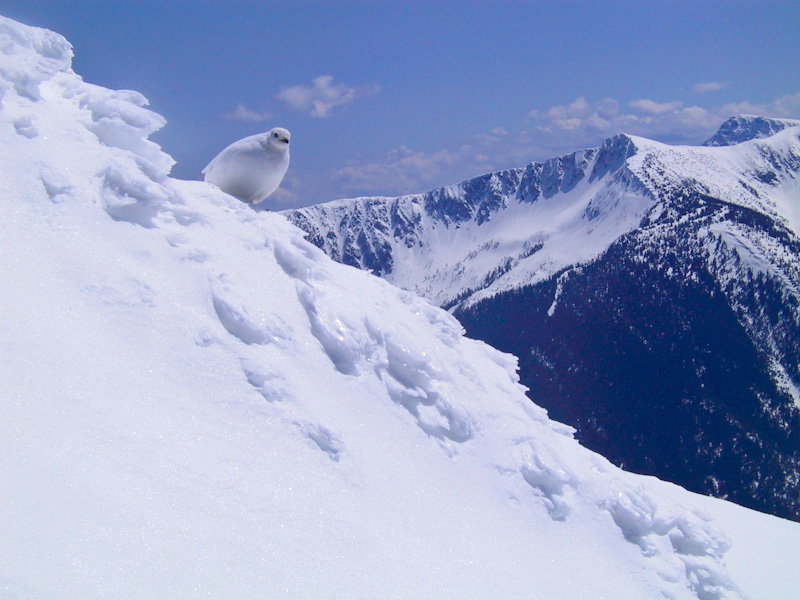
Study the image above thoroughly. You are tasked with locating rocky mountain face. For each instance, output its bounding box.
[703,115,800,147]
[283,116,800,521]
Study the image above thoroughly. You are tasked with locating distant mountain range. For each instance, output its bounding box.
[284,115,800,521]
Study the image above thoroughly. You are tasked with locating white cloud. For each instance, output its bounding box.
[720,92,800,119]
[276,75,380,118]
[693,81,727,94]
[542,96,592,124]
[222,102,271,122]
[334,145,472,195]
[629,99,684,115]
[596,98,620,119]
[566,96,593,118]
[534,96,596,132]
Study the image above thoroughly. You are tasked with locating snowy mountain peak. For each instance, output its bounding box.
[703,114,800,147]
[588,133,639,181]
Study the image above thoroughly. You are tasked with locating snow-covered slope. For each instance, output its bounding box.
[2,14,800,600]
[284,121,800,521]
[285,125,800,311]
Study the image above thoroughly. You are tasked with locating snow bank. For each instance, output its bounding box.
[1,14,798,600]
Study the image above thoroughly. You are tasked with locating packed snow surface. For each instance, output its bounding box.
[1,14,799,600]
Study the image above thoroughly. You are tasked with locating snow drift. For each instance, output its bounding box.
[1,14,799,600]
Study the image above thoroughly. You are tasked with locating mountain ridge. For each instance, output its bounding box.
[285,121,800,309]
[703,114,800,147]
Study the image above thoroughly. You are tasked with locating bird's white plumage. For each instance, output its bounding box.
[203,127,290,205]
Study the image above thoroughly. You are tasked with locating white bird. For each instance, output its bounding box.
[202,127,290,205]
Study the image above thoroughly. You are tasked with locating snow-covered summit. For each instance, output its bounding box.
[1,14,799,600]
[703,114,800,147]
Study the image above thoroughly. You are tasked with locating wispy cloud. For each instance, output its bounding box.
[693,81,728,94]
[629,99,684,115]
[276,75,380,118]
[719,92,800,119]
[528,96,594,129]
[333,145,486,195]
[222,102,272,122]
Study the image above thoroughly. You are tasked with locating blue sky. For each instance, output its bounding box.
[2,0,798,208]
